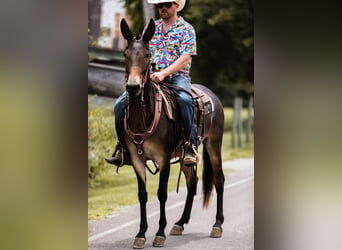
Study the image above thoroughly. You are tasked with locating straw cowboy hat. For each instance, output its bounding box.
[148,0,186,12]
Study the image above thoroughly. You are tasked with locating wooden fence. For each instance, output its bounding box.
[231,96,254,148]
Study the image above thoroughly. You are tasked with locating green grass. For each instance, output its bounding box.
[88,164,189,220]
[88,104,253,220]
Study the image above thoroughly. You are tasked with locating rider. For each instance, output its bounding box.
[106,0,198,166]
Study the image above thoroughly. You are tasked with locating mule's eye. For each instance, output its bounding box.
[144,53,150,58]
[123,53,127,58]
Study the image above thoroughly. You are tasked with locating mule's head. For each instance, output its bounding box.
[120,18,155,97]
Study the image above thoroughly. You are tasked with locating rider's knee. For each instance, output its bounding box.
[114,93,126,114]
[176,92,192,106]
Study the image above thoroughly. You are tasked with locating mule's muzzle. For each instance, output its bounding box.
[126,83,142,96]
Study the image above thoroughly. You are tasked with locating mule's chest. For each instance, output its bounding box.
[126,137,166,162]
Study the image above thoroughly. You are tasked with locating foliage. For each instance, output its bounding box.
[88,29,97,47]
[88,28,97,62]
[88,104,116,188]
[184,0,254,105]
[124,0,145,34]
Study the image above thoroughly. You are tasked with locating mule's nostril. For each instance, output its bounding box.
[126,84,141,93]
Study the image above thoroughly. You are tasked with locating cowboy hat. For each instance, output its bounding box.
[147,0,186,12]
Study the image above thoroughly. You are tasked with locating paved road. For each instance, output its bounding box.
[88,158,254,250]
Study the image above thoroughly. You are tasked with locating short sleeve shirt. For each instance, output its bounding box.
[149,17,197,79]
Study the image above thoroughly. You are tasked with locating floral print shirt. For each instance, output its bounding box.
[148,16,197,79]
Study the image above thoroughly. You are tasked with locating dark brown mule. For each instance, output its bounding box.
[120,18,225,249]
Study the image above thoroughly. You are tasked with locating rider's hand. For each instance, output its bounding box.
[150,71,166,83]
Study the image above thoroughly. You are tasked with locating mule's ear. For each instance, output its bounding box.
[143,19,155,42]
[120,18,134,41]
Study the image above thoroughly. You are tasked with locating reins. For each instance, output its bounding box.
[124,62,163,175]
[124,80,163,156]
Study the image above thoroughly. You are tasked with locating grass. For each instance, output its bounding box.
[88,102,253,220]
[88,164,189,220]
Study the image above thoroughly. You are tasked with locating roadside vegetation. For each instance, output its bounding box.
[88,99,253,220]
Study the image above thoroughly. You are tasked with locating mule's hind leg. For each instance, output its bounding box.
[205,141,225,238]
[170,165,197,235]
[153,162,170,247]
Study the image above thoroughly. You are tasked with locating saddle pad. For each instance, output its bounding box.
[159,90,174,120]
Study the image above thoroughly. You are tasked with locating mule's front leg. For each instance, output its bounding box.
[134,169,148,249]
[153,164,170,247]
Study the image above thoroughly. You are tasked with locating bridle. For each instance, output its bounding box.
[124,48,163,157]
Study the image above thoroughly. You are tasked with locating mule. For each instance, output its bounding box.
[119,18,225,248]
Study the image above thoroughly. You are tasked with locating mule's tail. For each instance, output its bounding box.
[202,145,214,208]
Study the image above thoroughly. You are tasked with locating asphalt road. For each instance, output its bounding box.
[88,158,254,250]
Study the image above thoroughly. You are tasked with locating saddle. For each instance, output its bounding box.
[191,86,214,144]
[159,83,214,144]
[123,81,215,173]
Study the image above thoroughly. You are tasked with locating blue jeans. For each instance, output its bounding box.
[113,93,126,142]
[114,75,198,148]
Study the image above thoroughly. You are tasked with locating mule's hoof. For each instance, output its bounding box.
[169,224,184,235]
[133,237,146,249]
[210,226,223,238]
[153,235,166,247]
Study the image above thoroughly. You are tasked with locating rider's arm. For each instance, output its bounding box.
[150,54,191,82]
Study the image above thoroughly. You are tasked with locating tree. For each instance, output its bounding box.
[184,0,254,105]
[123,0,144,34]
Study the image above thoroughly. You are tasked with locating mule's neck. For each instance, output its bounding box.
[127,78,155,132]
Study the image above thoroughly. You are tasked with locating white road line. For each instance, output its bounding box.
[224,176,254,189]
[88,175,254,242]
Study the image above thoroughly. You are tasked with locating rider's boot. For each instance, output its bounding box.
[183,142,199,166]
[105,142,131,166]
